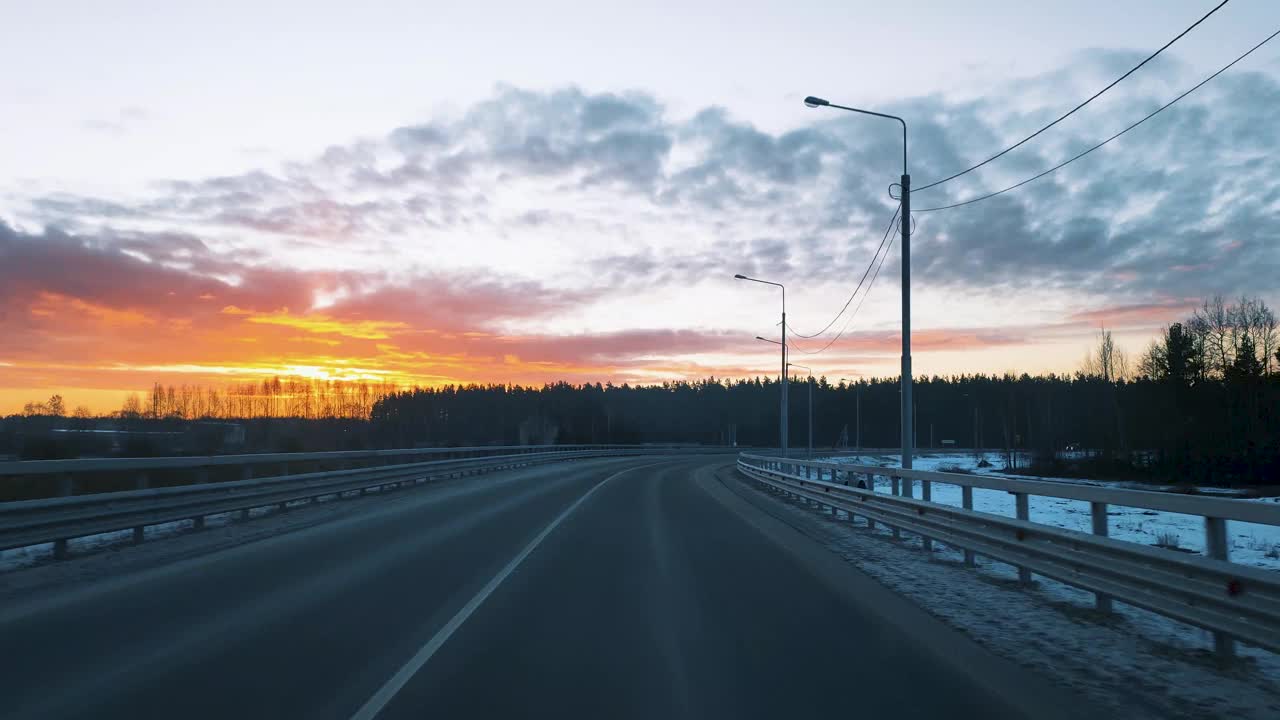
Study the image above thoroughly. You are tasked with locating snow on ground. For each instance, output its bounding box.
[729,473,1280,720]
[816,452,1280,571]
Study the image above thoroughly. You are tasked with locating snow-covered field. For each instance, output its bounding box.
[816,452,1280,571]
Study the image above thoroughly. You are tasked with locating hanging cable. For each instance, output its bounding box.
[787,204,900,339]
[915,0,1231,192]
[789,216,910,356]
[916,26,1280,212]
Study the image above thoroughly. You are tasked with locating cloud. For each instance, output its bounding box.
[0,219,803,403]
[6,52,1280,409]
[21,69,1279,304]
[1066,300,1197,329]
[83,106,148,135]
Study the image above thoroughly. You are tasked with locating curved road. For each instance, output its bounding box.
[1,454,1086,719]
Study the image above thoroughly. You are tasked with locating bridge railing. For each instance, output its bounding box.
[737,452,1280,660]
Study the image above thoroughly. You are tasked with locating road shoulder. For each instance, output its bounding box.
[696,462,1099,720]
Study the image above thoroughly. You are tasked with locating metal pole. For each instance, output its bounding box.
[791,363,812,460]
[808,377,813,460]
[737,274,787,456]
[856,385,861,451]
[781,307,788,457]
[901,171,912,480]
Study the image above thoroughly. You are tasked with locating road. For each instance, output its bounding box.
[0,454,1086,719]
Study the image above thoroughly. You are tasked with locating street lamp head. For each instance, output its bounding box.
[803,96,829,108]
[733,273,747,280]
[755,336,768,342]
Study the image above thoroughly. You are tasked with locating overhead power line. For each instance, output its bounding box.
[787,204,900,339]
[914,0,1231,193]
[916,26,1280,213]
[788,218,907,356]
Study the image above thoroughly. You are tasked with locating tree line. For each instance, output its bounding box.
[16,378,400,421]
[9,295,1277,484]
[370,295,1278,485]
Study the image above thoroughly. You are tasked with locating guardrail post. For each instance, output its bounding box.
[192,514,205,530]
[962,487,975,566]
[863,474,875,531]
[53,473,73,560]
[1014,492,1032,585]
[1090,502,1112,612]
[921,479,933,553]
[241,466,253,481]
[1204,516,1235,660]
[131,471,150,544]
[886,476,901,539]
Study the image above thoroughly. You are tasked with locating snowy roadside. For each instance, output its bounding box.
[819,452,1280,571]
[725,469,1280,720]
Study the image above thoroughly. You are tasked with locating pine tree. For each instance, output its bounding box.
[1229,335,1264,381]
[1164,323,1200,385]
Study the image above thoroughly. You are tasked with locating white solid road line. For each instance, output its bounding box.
[348,459,671,720]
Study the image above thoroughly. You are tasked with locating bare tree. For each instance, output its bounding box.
[121,393,143,419]
[1138,338,1166,379]
[1194,295,1232,377]
[1247,297,1277,375]
[1082,328,1128,382]
[22,401,49,416]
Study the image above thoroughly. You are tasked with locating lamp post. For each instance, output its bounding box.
[804,95,912,482]
[842,377,861,451]
[754,335,787,455]
[739,274,787,456]
[790,363,813,460]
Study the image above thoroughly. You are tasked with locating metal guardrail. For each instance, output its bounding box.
[0,446,714,561]
[0,443,706,500]
[737,452,1280,660]
[0,443,687,476]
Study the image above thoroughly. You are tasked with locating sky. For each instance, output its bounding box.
[2,0,1279,414]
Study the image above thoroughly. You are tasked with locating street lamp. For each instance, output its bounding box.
[790,363,813,460]
[754,335,788,455]
[804,95,914,483]
[739,274,788,456]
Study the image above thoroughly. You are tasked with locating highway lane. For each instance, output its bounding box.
[1,454,1087,719]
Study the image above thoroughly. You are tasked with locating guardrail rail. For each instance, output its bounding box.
[736,452,1280,660]
[0,445,721,561]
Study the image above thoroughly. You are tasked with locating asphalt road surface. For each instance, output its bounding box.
[1,454,1088,719]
